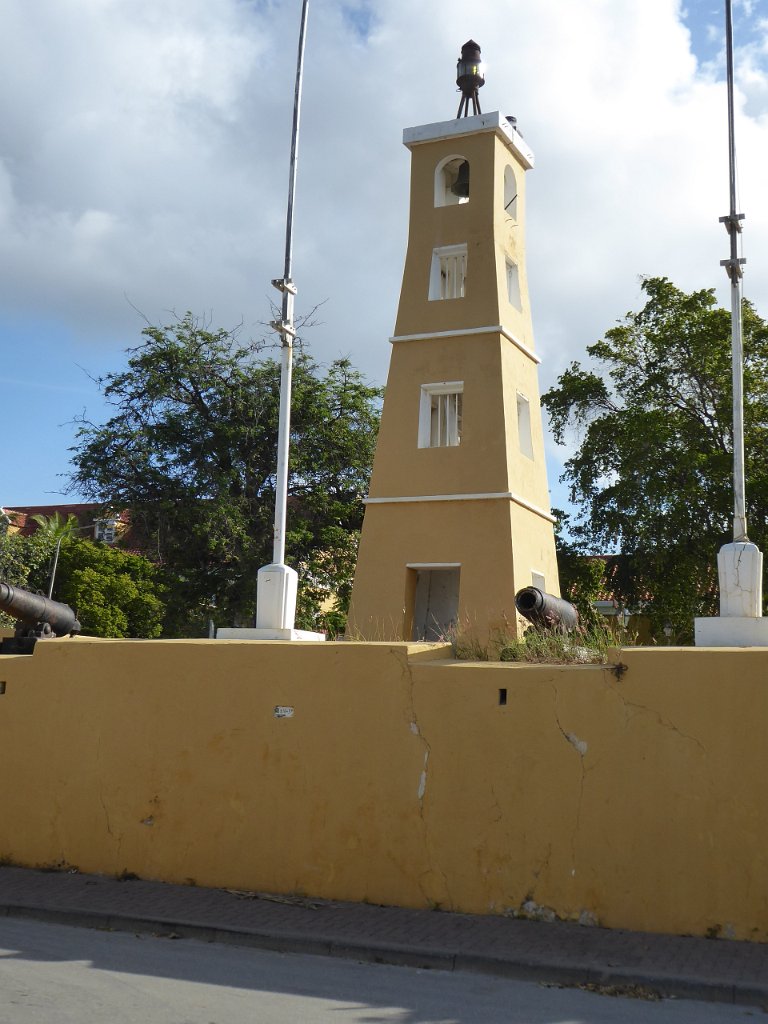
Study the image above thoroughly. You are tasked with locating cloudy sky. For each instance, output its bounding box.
[1,0,767,515]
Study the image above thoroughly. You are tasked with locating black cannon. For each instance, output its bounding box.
[515,586,579,632]
[0,582,81,654]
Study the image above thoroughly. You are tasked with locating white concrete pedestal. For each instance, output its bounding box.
[216,627,326,641]
[215,563,326,641]
[256,563,298,630]
[718,542,763,616]
[694,616,768,647]
[695,541,766,647]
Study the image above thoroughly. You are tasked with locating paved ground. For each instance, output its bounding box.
[0,866,766,1010]
[1,917,759,1024]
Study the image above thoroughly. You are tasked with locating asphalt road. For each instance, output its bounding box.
[0,917,761,1024]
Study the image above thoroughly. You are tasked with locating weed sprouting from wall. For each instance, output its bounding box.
[451,621,638,664]
[496,626,614,665]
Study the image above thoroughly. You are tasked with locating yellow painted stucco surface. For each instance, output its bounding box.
[0,639,766,941]
[394,132,531,341]
[348,500,557,641]
[348,119,559,640]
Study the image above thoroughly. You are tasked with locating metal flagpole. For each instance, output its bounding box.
[720,0,747,543]
[272,0,309,566]
[255,0,310,632]
[713,0,763,624]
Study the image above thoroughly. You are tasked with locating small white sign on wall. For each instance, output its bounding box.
[273,705,295,719]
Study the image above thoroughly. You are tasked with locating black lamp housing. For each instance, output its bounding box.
[456,39,485,117]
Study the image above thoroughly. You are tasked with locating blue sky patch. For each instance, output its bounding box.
[342,3,375,42]
[683,0,767,73]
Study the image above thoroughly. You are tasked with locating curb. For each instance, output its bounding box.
[2,901,767,1009]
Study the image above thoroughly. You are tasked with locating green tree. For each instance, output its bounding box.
[69,314,382,635]
[0,529,56,628]
[542,277,768,641]
[55,538,165,638]
[29,511,81,543]
[0,513,164,638]
[552,510,606,628]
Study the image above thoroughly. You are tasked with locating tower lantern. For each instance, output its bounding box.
[456,39,485,117]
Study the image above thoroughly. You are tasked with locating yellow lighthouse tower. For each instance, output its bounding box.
[348,46,559,643]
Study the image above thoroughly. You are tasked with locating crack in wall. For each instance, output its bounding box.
[390,648,451,908]
[608,683,707,756]
[552,685,587,875]
[96,736,113,837]
[394,650,433,810]
[99,794,113,838]
[417,749,430,803]
[533,842,552,882]
[95,735,124,862]
[517,842,553,912]
[489,784,503,826]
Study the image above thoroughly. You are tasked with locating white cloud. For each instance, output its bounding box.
[0,0,767,506]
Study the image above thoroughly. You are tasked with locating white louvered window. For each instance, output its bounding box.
[430,392,462,447]
[94,519,117,544]
[429,244,467,300]
[418,382,464,448]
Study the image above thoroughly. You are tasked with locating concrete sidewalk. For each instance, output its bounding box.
[0,865,765,1008]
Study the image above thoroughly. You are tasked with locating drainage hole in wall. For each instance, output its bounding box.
[498,688,507,706]
[0,682,6,695]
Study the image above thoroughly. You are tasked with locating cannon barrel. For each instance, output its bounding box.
[515,586,579,632]
[0,582,81,637]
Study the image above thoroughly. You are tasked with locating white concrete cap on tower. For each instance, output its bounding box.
[403,112,535,168]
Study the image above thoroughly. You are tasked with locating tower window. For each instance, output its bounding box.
[506,259,522,310]
[516,392,533,459]
[429,245,467,301]
[504,165,518,220]
[418,382,464,448]
[435,156,470,206]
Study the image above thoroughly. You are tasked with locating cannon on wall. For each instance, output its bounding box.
[515,586,579,633]
[0,582,81,654]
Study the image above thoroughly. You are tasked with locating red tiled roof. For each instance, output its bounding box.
[2,503,130,539]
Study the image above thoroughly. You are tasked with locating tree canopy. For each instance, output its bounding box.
[0,519,165,638]
[55,538,165,638]
[69,314,383,635]
[0,529,55,630]
[542,276,768,640]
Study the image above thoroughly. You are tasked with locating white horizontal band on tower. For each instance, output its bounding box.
[364,490,556,524]
[389,325,540,365]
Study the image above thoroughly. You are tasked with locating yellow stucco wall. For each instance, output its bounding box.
[0,638,767,941]
[348,117,559,640]
[348,501,558,640]
[394,132,531,341]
